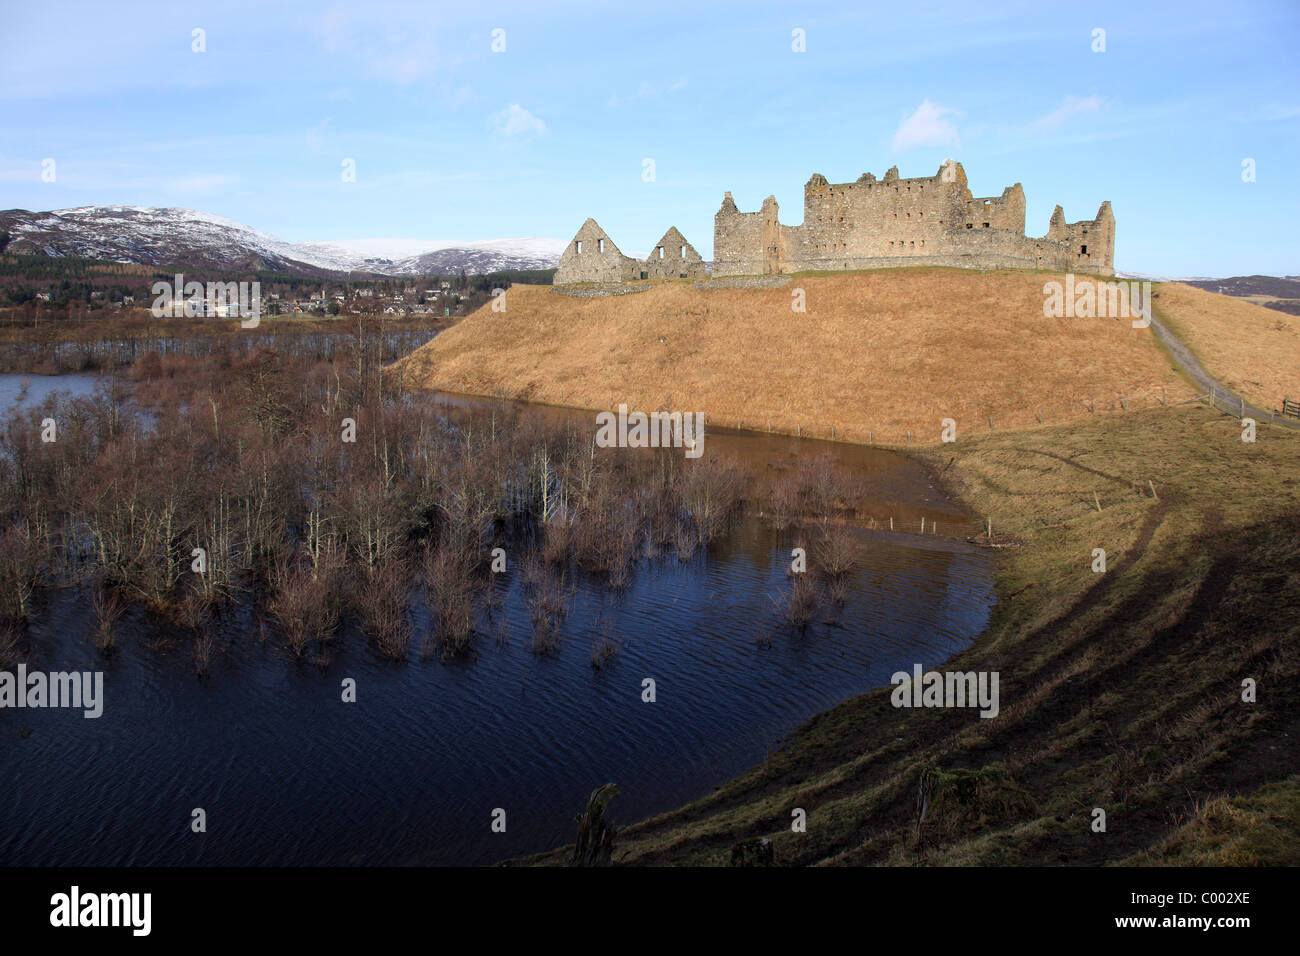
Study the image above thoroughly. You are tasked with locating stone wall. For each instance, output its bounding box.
[550,282,652,298]
[692,275,791,291]
[712,193,779,276]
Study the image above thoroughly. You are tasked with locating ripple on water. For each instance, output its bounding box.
[0,384,993,866]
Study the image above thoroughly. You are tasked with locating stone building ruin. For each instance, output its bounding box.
[554,219,706,284]
[644,226,707,279]
[554,160,1114,283]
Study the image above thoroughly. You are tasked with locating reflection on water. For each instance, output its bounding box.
[0,381,995,866]
[431,389,982,538]
[0,371,101,409]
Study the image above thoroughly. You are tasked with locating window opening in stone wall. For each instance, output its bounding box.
[598,238,604,252]
[576,241,582,253]
[658,246,664,259]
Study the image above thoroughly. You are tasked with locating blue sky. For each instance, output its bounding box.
[1,0,1297,276]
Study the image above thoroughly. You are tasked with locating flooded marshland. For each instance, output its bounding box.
[0,353,993,866]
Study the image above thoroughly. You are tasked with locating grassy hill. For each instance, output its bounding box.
[392,269,1212,442]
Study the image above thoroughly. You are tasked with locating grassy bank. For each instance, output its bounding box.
[513,402,1300,865]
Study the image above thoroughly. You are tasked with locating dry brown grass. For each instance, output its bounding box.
[1154,282,1300,412]
[391,269,1200,442]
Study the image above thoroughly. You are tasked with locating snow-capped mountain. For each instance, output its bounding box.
[0,206,566,276]
[298,237,569,275]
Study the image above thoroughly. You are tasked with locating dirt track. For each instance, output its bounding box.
[1149,306,1300,429]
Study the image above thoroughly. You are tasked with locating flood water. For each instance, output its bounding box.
[0,371,101,409]
[0,375,994,866]
[0,328,438,374]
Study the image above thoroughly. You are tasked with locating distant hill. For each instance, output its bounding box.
[0,206,566,278]
[1178,275,1300,320]
[1182,275,1300,299]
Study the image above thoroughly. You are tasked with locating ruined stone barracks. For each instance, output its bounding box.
[553,160,1114,283]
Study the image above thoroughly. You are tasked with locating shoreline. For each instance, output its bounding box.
[503,399,1300,866]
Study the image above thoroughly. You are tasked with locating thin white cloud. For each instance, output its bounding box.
[171,173,241,193]
[313,5,440,87]
[1032,95,1107,130]
[306,118,331,153]
[891,100,961,152]
[607,78,688,108]
[442,85,474,109]
[490,104,547,138]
